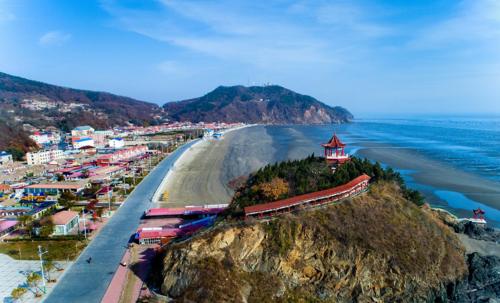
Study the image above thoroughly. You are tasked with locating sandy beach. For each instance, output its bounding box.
[156,126,276,207]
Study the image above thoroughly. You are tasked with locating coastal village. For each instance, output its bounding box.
[0,121,243,301]
[0,127,374,301]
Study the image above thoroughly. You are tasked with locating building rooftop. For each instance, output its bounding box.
[51,210,79,225]
[25,181,88,190]
[0,220,18,232]
[74,126,94,131]
[0,151,11,156]
[0,184,12,192]
[244,174,371,215]
[322,133,346,148]
[74,138,93,143]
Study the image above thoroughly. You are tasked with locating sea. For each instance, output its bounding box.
[256,116,500,228]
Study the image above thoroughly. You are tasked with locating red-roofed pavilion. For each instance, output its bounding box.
[322,133,349,164]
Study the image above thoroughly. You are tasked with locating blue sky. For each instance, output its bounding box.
[0,0,499,116]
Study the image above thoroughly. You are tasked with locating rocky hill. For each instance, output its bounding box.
[158,182,472,302]
[163,85,353,124]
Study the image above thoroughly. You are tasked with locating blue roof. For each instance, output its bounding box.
[74,126,93,131]
[75,138,93,142]
[0,151,11,156]
[111,138,123,141]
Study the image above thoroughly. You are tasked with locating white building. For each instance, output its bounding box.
[30,133,49,146]
[26,150,65,166]
[73,138,95,149]
[29,132,61,147]
[94,130,114,136]
[71,125,95,137]
[108,138,125,149]
[0,151,13,166]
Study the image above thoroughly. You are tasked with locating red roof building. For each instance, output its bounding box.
[51,210,80,235]
[144,206,226,218]
[322,133,349,164]
[244,174,370,218]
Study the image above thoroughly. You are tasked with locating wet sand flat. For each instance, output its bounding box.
[357,147,500,209]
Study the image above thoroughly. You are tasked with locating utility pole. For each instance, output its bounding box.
[38,245,48,294]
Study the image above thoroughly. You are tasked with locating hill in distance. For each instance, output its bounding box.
[0,71,167,152]
[0,71,164,132]
[163,85,353,124]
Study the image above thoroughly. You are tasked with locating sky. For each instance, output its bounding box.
[0,0,499,116]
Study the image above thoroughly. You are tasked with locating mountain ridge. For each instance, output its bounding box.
[163,85,353,124]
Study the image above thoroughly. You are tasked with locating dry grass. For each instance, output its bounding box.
[273,182,466,281]
[0,240,87,260]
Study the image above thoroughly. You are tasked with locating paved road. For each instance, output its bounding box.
[45,141,199,303]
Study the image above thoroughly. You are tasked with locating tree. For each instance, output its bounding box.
[259,178,289,200]
[26,272,42,293]
[58,191,77,208]
[39,219,54,237]
[6,147,25,161]
[18,215,33,238]
[18,215,32,227]
[10,287,27,301]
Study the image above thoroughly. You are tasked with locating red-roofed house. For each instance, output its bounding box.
[51,210,80,235]
[0,220,18,237]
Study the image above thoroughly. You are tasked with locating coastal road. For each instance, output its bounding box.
[45,140,199,303]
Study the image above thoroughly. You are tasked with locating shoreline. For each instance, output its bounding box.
[356,146,500,225]
[154,124,259,207]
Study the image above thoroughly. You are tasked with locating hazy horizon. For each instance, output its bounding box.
[1,0,499,116]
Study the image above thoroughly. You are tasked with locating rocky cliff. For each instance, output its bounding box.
[159,183,469,302]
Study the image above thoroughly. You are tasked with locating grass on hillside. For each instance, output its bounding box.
[0,240,87,261]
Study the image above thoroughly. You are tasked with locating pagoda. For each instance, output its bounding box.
[321,133,349,164]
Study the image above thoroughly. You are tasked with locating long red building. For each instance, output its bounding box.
[244,174,371,218]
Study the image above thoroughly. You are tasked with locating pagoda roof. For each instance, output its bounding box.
[322,133,346,148]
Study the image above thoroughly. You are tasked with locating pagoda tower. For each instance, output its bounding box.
[321,133,350,164]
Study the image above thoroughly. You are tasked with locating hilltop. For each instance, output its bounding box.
[0,72,166,151]
[158,182,470,302]
[228,155,424,215]
[163,85,353,124]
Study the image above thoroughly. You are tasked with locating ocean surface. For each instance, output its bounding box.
[256,117,500,227]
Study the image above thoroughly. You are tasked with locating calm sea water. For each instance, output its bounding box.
[262,117,500,227]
